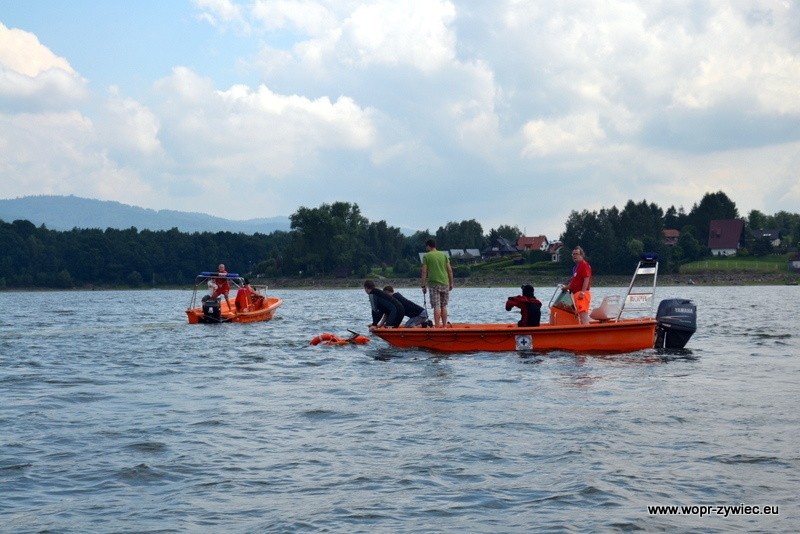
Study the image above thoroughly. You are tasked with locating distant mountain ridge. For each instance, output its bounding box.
[0,195,291,234]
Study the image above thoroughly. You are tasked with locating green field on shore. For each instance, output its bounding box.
[353,254,798,289]
[680,254,790,273]
[365,254,794,280]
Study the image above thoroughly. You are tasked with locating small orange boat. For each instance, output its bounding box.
[371,255,696,354]
[186,272,282,324]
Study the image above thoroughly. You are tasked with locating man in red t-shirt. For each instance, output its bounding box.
[568,247,592,324]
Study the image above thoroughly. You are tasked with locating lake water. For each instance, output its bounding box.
[1,285,798,532]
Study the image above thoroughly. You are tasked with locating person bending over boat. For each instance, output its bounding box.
[506,284,542,327]
[364,280,404,329]
[384,285,429,327]
[212,263,232,311]
[566,247,592,324]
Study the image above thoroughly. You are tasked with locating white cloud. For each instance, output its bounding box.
[0,110,152,201]
[2,1,800,235]
[0,23,87,111]
[0,23,153,204]
[666,3,800,114]
[339,0,456,71]
[0,22,74,77]
[193,0,246,29]
[152,66,376,185]
[98,88,163,159]
[245,0,458,73]
[521,113,608,157]
[250,0,339,36]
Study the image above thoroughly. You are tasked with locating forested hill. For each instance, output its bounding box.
[0,195,291,234]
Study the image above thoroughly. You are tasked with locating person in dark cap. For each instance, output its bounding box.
[505,284,542,327]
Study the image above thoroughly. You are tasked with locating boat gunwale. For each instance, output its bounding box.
[371,317,657,336]
[370,318,658,354]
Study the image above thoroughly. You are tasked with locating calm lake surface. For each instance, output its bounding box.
[1,285,798,532]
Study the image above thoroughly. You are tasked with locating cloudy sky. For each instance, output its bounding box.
[1,1,799,238]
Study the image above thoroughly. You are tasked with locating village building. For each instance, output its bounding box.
[708,219,745,256]
[662,229,680,246]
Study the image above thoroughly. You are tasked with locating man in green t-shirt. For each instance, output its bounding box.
[421,239,454,327]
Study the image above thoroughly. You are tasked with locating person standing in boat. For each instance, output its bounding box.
[505,284,542,327]
[383,286,429,327]
[421,239,454,327]
[567,246,592,324]
[364,280,405,329]
[212,263,232,312]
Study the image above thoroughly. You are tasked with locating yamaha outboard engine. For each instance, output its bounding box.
[655,298,696,349]
[201,296,221,323]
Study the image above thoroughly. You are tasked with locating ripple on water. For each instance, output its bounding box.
[0,287,798,532]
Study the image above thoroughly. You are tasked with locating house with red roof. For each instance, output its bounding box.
[517,235,549,252]
[662,229,680,246]
[708,219,745,256]
[548,241,564,263]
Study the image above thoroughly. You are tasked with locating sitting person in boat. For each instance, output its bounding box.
[505,284,542,327]
[235,278,263,312]
[212,263,232,311]
[383,285,429,327]
[364,279,404,329]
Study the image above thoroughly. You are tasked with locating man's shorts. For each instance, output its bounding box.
[405,310,429,328]
[573,290,592,314]
[429,285,450,309]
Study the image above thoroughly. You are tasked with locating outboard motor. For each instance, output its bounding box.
[201,296,221,323]
[655,298,696,349]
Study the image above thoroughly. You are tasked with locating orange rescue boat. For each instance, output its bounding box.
[186,272,282,324]
[371,255,696,354]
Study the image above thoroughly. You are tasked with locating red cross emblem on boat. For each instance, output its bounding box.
[515,335,533,350]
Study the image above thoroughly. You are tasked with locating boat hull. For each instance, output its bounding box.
[371,319,658,353]
[186,297,282,324]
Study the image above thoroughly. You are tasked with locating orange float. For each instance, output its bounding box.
[310,332,370,346]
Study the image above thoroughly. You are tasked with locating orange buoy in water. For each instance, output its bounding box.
[348,335,370,345]
[310,332,370,346]
[310,333,341,345]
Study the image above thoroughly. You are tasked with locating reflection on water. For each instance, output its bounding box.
[0,285,798,532]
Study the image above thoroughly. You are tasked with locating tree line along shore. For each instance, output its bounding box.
[3,191,798,291]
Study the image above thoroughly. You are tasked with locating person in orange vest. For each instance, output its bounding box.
[235,278,263,312]
[567,247,592,324]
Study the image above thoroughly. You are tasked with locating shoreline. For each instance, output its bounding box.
[3,271,797,292]
[263,271,800,289]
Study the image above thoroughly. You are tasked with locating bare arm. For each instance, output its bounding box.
[447,262,454,290]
